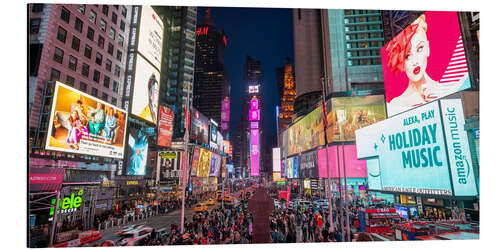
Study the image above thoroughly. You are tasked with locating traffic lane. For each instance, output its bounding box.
[95,207,196,245]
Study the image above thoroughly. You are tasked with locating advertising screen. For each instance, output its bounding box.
[286,158,293,178]
[395,206,409,219]
[249,109,260,121]
[440,99,477,196]
[287,105,325,156]
[273,172,285,182]
[131,55,160,125]
[300,150,318,178]
[250,98,259,110]
[366,158,382,191]
[251,122,259,129]
[317,145,367,178]
[223,140,230,154]
[217,131,223,152]
[355,101,452,196]
[190,147,200,176]
[126,127,149,175]
[196,148,212,178]
[190,108,209,145]
[249,85,259,93]
[137,6,163,70]
[29,167,65,192]
[382,11,471,117]
[210,123,218,149]
[281,160,286,178]
[46,82,127,159]
[250,129,260,176]
[221,99,230,122]
[157,151,182,181]
[292,156,299,178]
[221,157,227,178]
[226,164,234,175]
[273,148,281,172]
[157,106,174,147]
[209,153,222,177]
[326,95,387,143]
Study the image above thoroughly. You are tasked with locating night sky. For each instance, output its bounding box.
[197,7,294,153]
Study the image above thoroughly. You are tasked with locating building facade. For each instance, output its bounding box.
[277,58,295,136]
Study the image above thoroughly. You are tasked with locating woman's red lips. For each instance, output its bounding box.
[413,66,421,75]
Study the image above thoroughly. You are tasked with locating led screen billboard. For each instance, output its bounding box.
[251,122,259,129]
[190,108,209,145]
[249,85,259,93]
[317,145,368,178]
[273,148,281,172]
[137,6,163,70]
[126,127,149,175]
[356,101,453,196]
[157,106,174,147]
[286,158,293,178]
[157,151,182,181]
[190,147,200,176]
[300,150,318,178]
[249,109,260,121]
[209,153,222,177]
[281,159,286,178]
[210,123,218,149]
[217,131,223,152]
[287,106,325,156]
[221,99,230,122]
[226,164,234,175]
[46,82,127,159]
[366,159,382,191]
[196,148,212,178]
[131,55,160,125]
[250,129,260,176]
[382,11,471,117]
[292,157,299,178]
[223,140,230,154]
[250,98,259,110]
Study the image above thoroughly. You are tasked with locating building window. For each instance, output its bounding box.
[118,35,124,47]
[107,43,114,56]
[105,59,112,72]
[80,82,87,92]
[71,36,80,51]
[66,75,75,86]
[29,18,41,34]
[50,68,60,81]
[109,28,115,40]
[74,17,83,33]
[121,7,127,17]
[77,4,85,14]
[95,52,102,65]
[100,19,107,32]
[116,50,122,62]
[111,97,117,105]
[114,65,120,77]
[97,35,105,49]
[84,45,92,59]
[82,63,89,77]
[102,5,109,16]
[32,4,44,13]
[89,10,96,24]
[60,7,70,23]
[113,80,119,93]
[103,75,110,88]
[119,20,125,31]
[57,26,67,43]
[93,70,101,83]
[87,26,94,41]
[68,55,77,71]
[53,47,64,64]
[102,92,108,102]
[91,87,98,97]
[111,12,117,24]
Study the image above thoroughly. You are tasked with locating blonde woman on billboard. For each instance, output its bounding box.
[140,74,159,124]
[386,15,461,111]
[66,110,82,150]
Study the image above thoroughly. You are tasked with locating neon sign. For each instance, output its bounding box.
[50,189,84,215]
[196,27,209,36]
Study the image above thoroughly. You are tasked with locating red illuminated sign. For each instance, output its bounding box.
[196,27,209,36]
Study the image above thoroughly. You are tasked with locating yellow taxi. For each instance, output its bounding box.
[224,196,233,203]
[204,199,217,206]
[194,203,208,213]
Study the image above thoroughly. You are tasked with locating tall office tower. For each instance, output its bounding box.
[277,58,295,136]
[231,120,243,177]
[154,6,197,140]
[29,4,132,151]
[243,56,264,177]
[193,8,229,127]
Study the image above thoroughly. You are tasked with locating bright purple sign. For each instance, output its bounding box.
[221,100,230,122]
[250,122,259,129]
[249,109,260,121]
[250,99,259,110]
[317,145,367,178]
[250,129,260,176]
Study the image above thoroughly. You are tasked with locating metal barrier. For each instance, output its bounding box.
[98,210,163,232]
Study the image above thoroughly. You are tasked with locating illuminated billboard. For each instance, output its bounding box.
[366,159,382,191]
[317,145,368,178]
[223,140,230,154]
[273,172,285,182]
[126,127,149,175]
[209,153,222,177]
[157,151,182,181]
[45,82,127,158]
[196,148,212,178]
[131,55,160,125]
[287,105,325,156]
[250,98,259,110]
[292,157,299,178]
[249,109,260,121]
[250,129,260,176]
[190,108,209,145]
[249,85,259,93]
[300,150,318,178]
[221,99,230,122]
[286,158,293,178]
[137,6,163,70]
[217,131,223,152]
[273,148,281,172]
[157,106,174,147]
[209,122,218,149]
[382,11,471,117]
[356,101,453,196]
[190,147,200,176]
[251,122,259,129]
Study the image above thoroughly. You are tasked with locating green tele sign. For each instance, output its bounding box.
[49,189,84,215]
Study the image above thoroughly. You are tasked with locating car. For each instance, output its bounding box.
[194,203,209,213]
[204,199,217,206]
[115,224,145,235]
[154,227,169,240]
[117,227,153,246]
[224,196,233,203]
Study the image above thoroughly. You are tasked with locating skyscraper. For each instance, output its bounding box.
[193,8,230,128]
[277,58,295,136]
[154,6,197,140]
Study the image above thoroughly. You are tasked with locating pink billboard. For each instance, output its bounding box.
[249,109,260,121]
[250,99,259,110]
[250,129,260,176]
[250,122,259,129]
[381,11,471,117]
[221,100,230,122]
[317,145,367,178]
